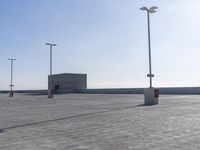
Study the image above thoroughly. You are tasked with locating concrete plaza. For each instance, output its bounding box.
[0,93,200,150]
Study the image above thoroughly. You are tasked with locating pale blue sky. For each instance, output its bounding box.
[1,0,200,90]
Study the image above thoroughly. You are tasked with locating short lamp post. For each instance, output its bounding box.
[46,43,57,98]
[8,58,16,97]
[140,6,159,105]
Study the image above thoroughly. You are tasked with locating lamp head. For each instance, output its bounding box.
[140,7,148,11]
[149,9,157,13]
[46,43,57,46]
[140,6,158,13]
[150,6,158,10]
[149,6,158,13]
[8,58,16,61]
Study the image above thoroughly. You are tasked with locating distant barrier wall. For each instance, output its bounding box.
[1,87,200,95]
[81,87,200,95]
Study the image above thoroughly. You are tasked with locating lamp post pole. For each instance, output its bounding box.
[140,6,158,88]
[46,43,57,75]
[147,10,153,88]
[46,43,57,98]
[8,58,16,97]
[141,6,160,105]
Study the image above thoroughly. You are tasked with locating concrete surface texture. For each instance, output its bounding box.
[0,94,200,150]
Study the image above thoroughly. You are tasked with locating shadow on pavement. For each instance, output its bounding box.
[0,105,144,132]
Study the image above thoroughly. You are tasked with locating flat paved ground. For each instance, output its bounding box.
[0,94,200,150]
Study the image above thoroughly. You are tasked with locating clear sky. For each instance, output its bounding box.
[1,0,200,90]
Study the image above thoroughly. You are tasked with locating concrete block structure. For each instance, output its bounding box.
[48,73,87,94]
[144,88,159,105]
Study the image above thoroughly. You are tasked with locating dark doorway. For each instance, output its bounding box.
[54,85,60,94]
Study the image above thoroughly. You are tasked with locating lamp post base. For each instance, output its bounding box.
[48,89,54,98]
[9,91,14,97]
[144,88,159,105]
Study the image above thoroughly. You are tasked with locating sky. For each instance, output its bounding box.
[1,0,200,90]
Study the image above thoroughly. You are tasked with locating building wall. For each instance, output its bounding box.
[48,73,87,93]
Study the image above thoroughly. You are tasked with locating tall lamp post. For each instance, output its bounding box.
[140,6,159,105]
[8,58,16,97]
[140,6,158,88]
[46,43,57,98]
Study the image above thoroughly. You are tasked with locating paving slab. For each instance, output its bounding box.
[0,94,200,150]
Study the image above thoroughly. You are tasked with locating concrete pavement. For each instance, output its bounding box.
[0,94,200,150]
